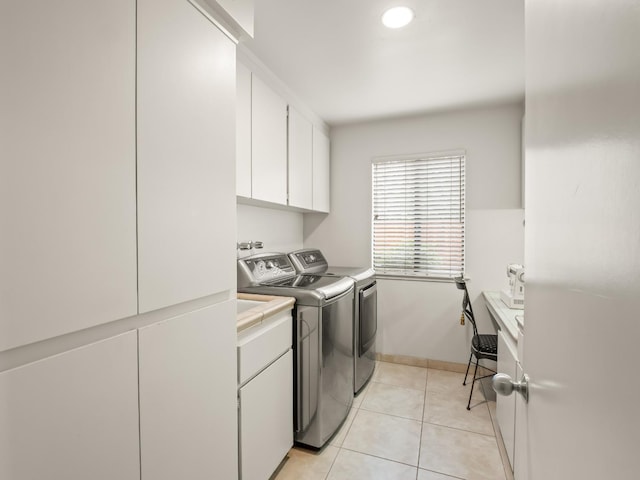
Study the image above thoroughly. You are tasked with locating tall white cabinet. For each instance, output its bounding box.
[0,332,140,480]
[0,0,137,351]
[137,0,236,313]
[1,0,241,478]
[139,301,238,480]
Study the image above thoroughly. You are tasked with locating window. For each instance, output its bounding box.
[372,151,465,279]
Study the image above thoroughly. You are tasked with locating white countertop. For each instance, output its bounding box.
[236,293,295,332]
[482,291,523,342]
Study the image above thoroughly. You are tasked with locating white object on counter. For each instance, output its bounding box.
[500,264,525,309]
[501,288,525,309]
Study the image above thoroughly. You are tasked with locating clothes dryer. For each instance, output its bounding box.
[289,249,377,394]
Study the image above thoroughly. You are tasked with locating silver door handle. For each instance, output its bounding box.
[492,373,529,402]
[361,282,377,299]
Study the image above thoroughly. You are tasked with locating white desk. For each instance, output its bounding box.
[482,291,525,472]
[482,291,523,342]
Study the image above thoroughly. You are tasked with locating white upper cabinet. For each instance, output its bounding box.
[0,0,137,351]
[288,107,314,210]
[313,126,331,213]
[0,332,140,480]
[235,63,330,213]
[236,61,252,198]
[251,74,288,205]
[137,0,236,313]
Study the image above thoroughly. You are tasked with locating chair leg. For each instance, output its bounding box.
[463,352,473,386]
[467,359,479,411]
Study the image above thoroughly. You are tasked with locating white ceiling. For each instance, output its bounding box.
[244,0,524,126]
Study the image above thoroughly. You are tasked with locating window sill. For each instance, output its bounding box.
[374,273,460,283]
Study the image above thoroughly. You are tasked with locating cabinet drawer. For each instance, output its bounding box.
[239,350,293,480]
[237,309,292,385]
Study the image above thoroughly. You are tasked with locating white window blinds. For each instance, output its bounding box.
[372,152,465,279]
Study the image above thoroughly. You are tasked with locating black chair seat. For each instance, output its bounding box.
[471,334,498,359]
[454,276,498,410]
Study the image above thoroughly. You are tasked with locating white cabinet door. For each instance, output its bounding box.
[240,350,293,480]
[0,0,137,351]
[137,0,236,313]
[513,361,528,480]
[0,332,140,480]
[312,126,331,212]
[497,330,517,469]
[236,62,252,198]
[138,300,238,480]
[251,75,288,205]
[288,107,313,209]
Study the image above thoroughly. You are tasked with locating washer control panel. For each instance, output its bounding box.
[238,253,295,286]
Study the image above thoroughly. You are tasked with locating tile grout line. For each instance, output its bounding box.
[335,365,426,477]
[324,407,357,480]
[283,363,506,479]
[419,369,482,480]
[415,370,428,479]
[325,382,370,480]
[338,445,423,473]
[357,405,424,423]
[421,370,507,480]
[422,378,497,438]
[422,419,496,438]
[368,379,430,394]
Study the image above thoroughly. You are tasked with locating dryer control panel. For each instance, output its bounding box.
[289,249,328,273]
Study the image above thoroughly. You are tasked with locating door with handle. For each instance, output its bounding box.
[493,373,529,403]
[514,1,640,478]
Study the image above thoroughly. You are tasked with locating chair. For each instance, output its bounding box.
[454,277,498,410]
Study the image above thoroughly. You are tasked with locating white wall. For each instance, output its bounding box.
[236,204,303,257]
[304,103,525,364]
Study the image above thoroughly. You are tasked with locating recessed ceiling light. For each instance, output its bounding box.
[381,6,415,29]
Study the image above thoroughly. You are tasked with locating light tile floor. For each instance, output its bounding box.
[272,361,513,480]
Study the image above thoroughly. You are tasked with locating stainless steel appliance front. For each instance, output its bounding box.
[356,280,377,392]
[289,249,377,394]
[294,288,354,447]
[237,253,354,449]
